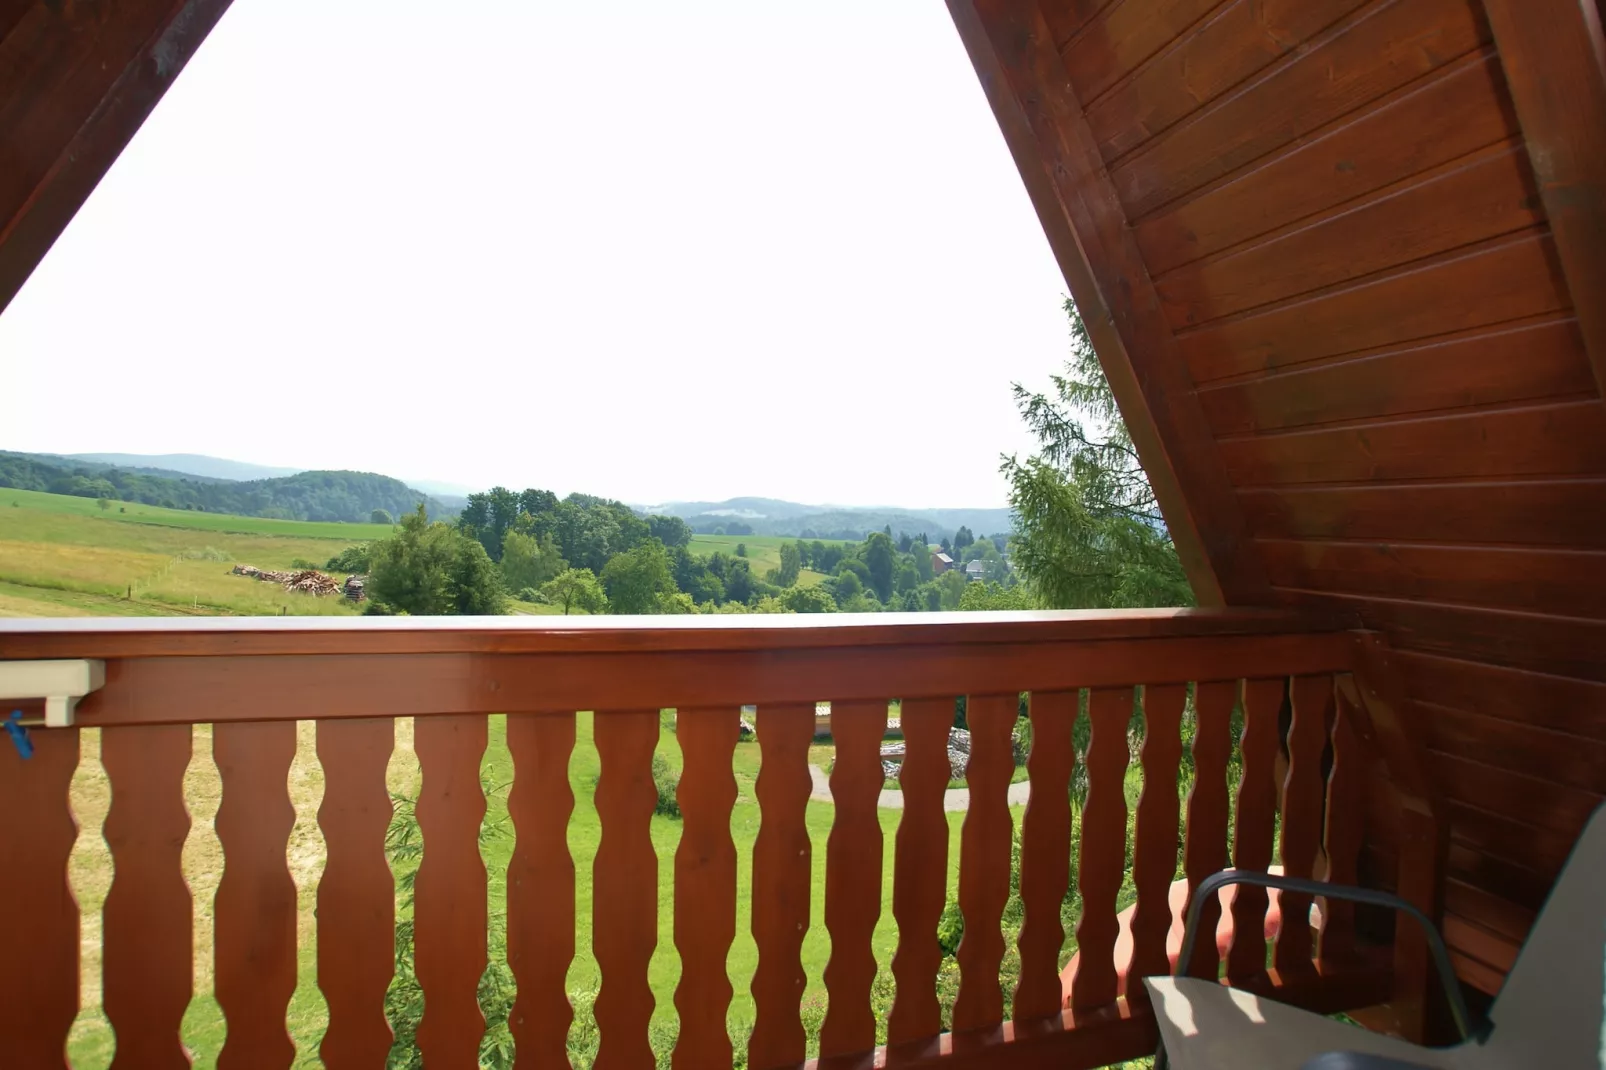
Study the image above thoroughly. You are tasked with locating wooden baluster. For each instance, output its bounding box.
[1276,676,1334,976]
[1012,690,1075,1021]
[0,726,79,1068]
[952,693,1018,1032]
[593,710,659,1070]
[1226,679,1285,988]
[101,724,193,1070]
[1127,685,1185,1004]
[1319,683,1365,966]
[508,711,577,1070]
[414,714,489,1068]
[820,700,888,1057]
[748,703,813,1070]
[887,697,953,1045]
[215,721,298,1069]
[671,708,738,1070]
[316,718,397,1069]
[1181,682,1236,980]
[1070,687,1132,1010]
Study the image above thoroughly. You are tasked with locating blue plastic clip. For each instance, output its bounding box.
[5,710,32,761]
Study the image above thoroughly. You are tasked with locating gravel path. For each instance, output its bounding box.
[807,764,1032,811]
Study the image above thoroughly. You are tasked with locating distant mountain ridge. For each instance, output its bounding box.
[67,452,300,482]
[647,497,1014,541]
[0,451,449,523]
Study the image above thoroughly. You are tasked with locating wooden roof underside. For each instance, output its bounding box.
[950,0,1606,992]
[2,0,1604,998]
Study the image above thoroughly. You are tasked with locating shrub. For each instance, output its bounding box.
[291,557,321,569]
[651,752,681,819]
[517,586,542,603]
[326,544,372,572]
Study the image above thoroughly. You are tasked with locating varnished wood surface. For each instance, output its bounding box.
[42,632,1354,729]
[0,726,78,1068]
[952,694,1018,1032]
[214,721,299,1069]
[1275,677,1334,975]
[592,711,660,1070]
[316,718,397,1069]
[888,697,955,1044]
[672,708,739,1069]
[1069,687,1132,1009]
[820,701,888,1056]
[1181,681,1236,980]
[749,704,814,1069]
[413,714,489,1066]
[101,724,193,1070]
[1226,679,1283,987]
[1013,690,1075,1020]
[507,712,577,1070]
[1126,684,1184,1003]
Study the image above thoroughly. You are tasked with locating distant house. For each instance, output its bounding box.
[964,560,986,581]
[932,551,954,574]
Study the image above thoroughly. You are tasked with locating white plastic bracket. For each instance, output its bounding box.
[0,660,105,727]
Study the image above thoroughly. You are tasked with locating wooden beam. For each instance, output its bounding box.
[0,0,235,314]
[945,0,1272,607]
[1481,0,1606,398]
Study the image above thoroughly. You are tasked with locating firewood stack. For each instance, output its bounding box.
[343,575,366,602]
[284,570,341,596]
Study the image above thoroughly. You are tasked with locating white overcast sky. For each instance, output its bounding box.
[0,1,1073,508]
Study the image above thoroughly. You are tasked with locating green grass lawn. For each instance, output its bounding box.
[686,534,834,590]
[0,490,374,616]
[0,487,395,540]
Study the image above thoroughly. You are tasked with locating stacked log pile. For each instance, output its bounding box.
[343,575,366,602]
[231,565,344,597]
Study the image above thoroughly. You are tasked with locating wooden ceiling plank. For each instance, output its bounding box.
[0,0,235,315]
[1481,0,1606,398]
[946,0,1273,606]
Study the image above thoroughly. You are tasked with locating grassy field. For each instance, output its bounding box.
[63,712,985,1068]
[0,490,374,617]
[687,534,836,589]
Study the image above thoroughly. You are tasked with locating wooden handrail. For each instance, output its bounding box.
[0,611,1409,1070]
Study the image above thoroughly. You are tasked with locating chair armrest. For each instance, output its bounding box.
[1174,869,1475,1042]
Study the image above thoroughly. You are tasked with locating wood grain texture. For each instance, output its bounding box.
[1089,0,1374,163]
[592,710,659,1070]
[507,712,576,1070]
[1060,0,1221,105]
[1162,138,1542,323]
[0,0,234,314]
[101,724,192,1070]
[1219,399,1606,486]
[1392,650,1606,741]
[1225,678,1284,986]
[1181,681,1237,980]
[414,714,489,1068]
[1319,687,1364,965]
[56,631,1355,727]
[316,718,397,1070]
[214,721,298,1070]
[1196,316,1594,435]
[1012,690,1076,1020]
[1181,229,1572,384]
[671,708,738,1070]
[0,726,78,1068]
[748,704,814,1069]
[819,700,888,1056]
[1240,479,1606,548]
[1258,539,1606,619]
[1275,677,1334,975]
[1112,0,1489,217]
[1424,704,1606,795]
[948,0,1274,605]
[1135,48,1518,275]
[953,694,1019,1031]
[887,697,955,1044]
[1069,687,1133,1009]
[1481,0,1606,395]
[1127,684,1185,1003]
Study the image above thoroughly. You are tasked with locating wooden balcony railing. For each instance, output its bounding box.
[0,609,1436,1069]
